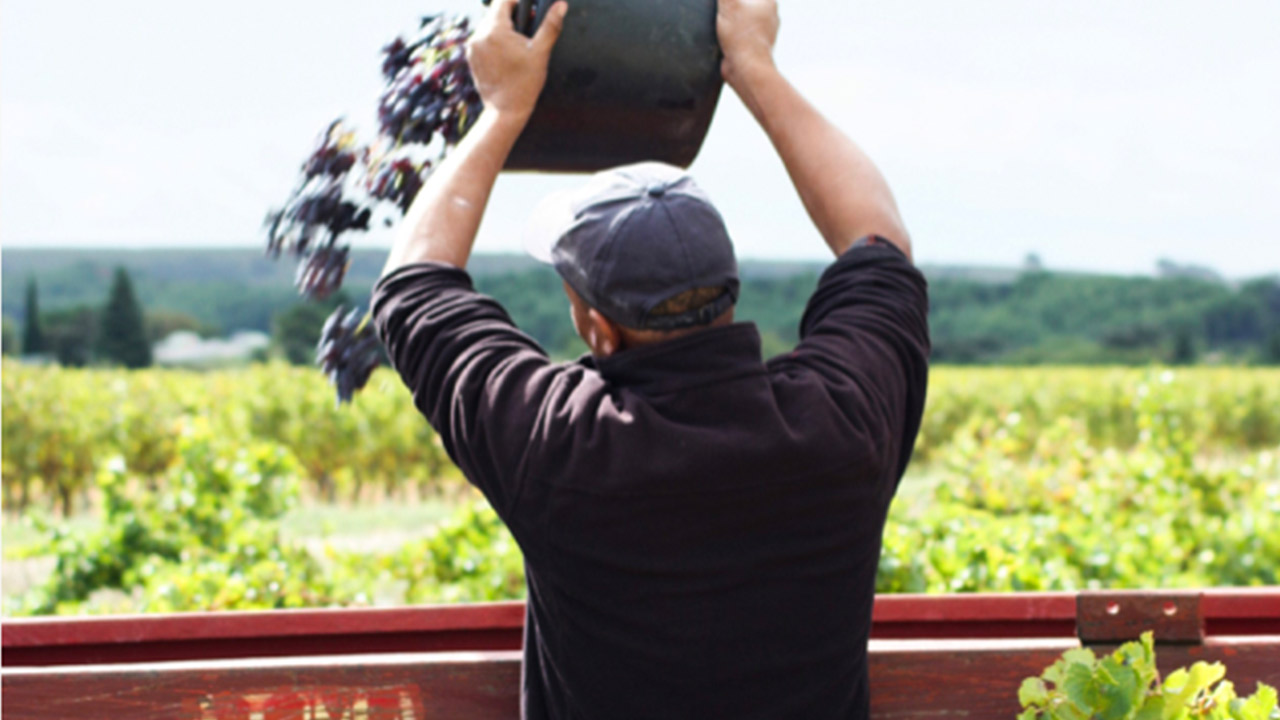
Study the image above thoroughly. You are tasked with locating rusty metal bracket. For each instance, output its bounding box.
[1077,591,1204,645]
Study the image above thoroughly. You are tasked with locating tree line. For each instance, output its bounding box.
[4,250,1278,366]
[8,270,153,368]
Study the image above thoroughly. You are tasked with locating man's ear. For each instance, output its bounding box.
[587,308,623,357]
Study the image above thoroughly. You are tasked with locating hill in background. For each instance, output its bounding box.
[3,248,1278,364]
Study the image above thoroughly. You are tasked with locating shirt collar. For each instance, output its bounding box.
[581,323,765,393]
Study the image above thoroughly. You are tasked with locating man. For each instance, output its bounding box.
[373,0,929,717]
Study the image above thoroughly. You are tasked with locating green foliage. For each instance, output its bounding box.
[97,267,152,368]
[2,364,111,515]
[928,274,1280,365]
[2,317,16,356]
[341,503,525,605]
[42,306,98,367]
[1,248,356,334]
[4,364,1278,614]
[879,371,1280,593]
[7,422,349,615]
[1266,332,1280,365]
[1172,327,1198,365]
[271,292,350,365]
[913,368,1280,464]
[1,362,460,516]
[12,248,1277,366]
[21,277,44,355]
[145,308,220,343]
[1019,632,1279,720]
[474,270,585,358]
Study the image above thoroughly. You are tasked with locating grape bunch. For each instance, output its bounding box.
[295,244,352,302]
[378,15,482,146]
[265,120,369,257]
[317,307,383,405]
[266,9,486,402]
[365,153,431,214]
[264,121,372,299]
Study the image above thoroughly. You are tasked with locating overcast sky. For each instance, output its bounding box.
[2,1,1278,276]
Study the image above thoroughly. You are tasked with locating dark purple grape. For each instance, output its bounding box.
[366,156,431,213]
[301,120,361,179]
[317,306,382,404]
[381,38,412,80]
[295,243,351,301]
[264,121,374,266]
[377,15,482,147]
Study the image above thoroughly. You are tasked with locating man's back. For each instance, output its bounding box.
[374,243,929,718]
[518,327,896,718]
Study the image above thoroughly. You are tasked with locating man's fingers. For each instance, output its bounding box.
[532,2,568,55]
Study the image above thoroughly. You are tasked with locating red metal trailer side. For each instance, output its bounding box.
[3,589,1278,719]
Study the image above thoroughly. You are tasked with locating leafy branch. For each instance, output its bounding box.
[1020,632,1278,720]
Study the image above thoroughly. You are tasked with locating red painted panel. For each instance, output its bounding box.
[5,590,1278,668]
[871,592,1078,639]
[2,603,526,667]
[3,628,523,668]
[1,652,523,720]
[4,639,1278,720]
[1202,589,1280,635]
[871,592,1078,622]
[2,602,525,647]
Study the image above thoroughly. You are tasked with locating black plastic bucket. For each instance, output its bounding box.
[505,0,723,172]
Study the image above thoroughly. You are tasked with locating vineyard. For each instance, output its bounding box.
[2,362,1278,615]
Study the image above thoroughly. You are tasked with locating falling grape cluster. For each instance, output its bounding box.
[265,121,372,301]
[265,10,485,403]
[317,307,384,404]
[365,153,429,214]
[378,16,482,147]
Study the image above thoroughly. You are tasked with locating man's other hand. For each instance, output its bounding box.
[717,0,779,90]
[467,0,568,121]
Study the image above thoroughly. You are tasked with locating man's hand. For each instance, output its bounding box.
[717,0,779,91]
[467,0,568,121]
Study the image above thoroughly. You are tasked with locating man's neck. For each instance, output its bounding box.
[614,310,736,353]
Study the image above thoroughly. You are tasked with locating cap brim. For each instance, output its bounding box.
[522,188,579,265]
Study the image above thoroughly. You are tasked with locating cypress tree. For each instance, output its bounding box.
[2,319,16,356]
[1171,326,1197,365]
[98,267,152,368]
[1266,331,1280,365]
[22,278,44,355]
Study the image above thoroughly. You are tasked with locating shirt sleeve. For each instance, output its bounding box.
[774,240,931,481]
[371,262,561,516]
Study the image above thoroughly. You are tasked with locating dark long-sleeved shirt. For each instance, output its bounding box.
[373,241,930,719]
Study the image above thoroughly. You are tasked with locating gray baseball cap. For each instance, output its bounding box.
[524,162,739,331]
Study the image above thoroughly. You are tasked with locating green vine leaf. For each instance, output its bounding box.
[1020,633,1277,720]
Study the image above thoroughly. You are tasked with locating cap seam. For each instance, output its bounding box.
[636,197,735,330]
[590,199,647,322]
[628,198,693,329]
[660,198,698,307]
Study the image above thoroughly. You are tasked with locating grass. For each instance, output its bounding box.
[2,513,97,557]
[278,498,461,548]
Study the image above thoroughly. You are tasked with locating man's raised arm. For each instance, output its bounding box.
[382,0,568,276]
[718,0,912,260]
